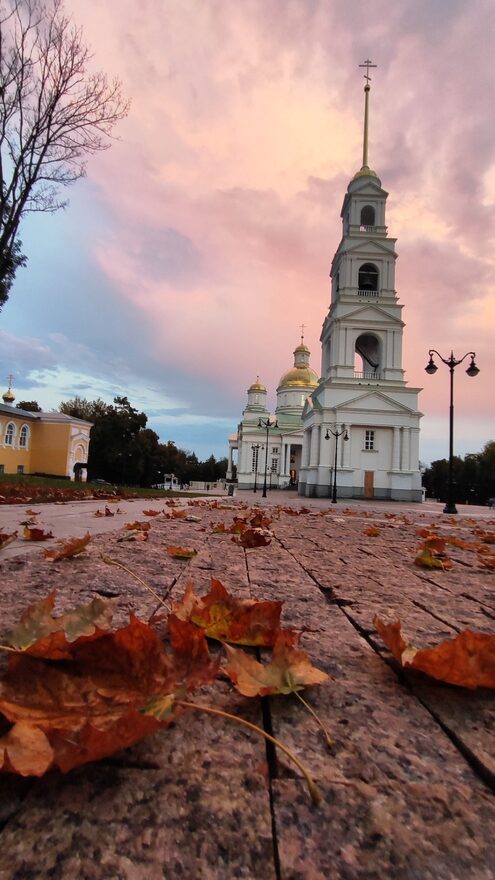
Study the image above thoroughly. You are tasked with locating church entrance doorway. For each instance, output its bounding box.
[364,471,374,499]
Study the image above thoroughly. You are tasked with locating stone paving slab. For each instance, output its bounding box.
[0,497,494,879]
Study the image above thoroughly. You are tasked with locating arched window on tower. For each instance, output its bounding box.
[354,333,382,379]
[360,205,375,228]
[358,263,379,296]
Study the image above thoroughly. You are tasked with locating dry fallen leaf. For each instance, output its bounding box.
[3,591,117,659]
[172,578,284,646]
[166,546,197,560]
[143,509,161,517]
[124,521,151,532]
[43,533,91,562]
[0,613,218,776]
[224,632,328,697]
[234,528,272,548]
[374,616,495,688]
[0,530,18,550]
[414,544,453,570]
[23,526,54,542]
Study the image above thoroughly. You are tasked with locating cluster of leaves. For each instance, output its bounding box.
[414,527,495,570]
[212,511,273,548]
[0,580,328,799]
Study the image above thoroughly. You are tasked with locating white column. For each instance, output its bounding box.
[279,443,286,476]
[301,430,310,467]
[319,427,331,468]
[343,424,351,467]
[227,445,234,479]
[392,427,400,471]
[401,427,410,471]
[309,426,320,467]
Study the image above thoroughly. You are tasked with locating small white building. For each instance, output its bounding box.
[299,72,422,501]
[227,339,319,490]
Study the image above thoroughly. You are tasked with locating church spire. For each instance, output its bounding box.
[354,59,378,179]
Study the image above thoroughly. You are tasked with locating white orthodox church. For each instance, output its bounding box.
[299,68,422,501]
[227,338,319,490]
[228,65,422,501]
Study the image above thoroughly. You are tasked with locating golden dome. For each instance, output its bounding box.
[248,376,266,393]
[278,366,319,389]
[352,164,379,180]
[294,343,310,354]
[2,388,14,403]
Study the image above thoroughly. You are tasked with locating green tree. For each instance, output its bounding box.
[16,400,41,412]
[59,397,108,421]
[0,0,128,309]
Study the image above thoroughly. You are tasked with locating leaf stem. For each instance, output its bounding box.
[0,644,15,652]
[176,698,320,805]
[294,691,333,750]
[101,555,171,613]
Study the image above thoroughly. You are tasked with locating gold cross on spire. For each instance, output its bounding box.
[359,58,377,85]
[300,323,306,344]
[358,59,377,170]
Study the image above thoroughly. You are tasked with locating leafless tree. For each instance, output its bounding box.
[0,0,129,309]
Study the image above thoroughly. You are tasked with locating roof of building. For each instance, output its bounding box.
[0,404,92,425]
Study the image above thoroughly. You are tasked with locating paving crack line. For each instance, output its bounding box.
[276,532,495,799]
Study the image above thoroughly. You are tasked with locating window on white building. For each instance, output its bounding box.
[271,458,278,473]
[5,423,15,446]
[271,447,279,454]
[364,430,375,450]
[251,447,258,473]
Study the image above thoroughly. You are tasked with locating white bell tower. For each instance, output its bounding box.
[299,62,423,502]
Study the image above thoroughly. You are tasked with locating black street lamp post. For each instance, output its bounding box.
[325,426,349,504]
[251,443,261,493]
[258,417,278,498]
[425,349,480,514]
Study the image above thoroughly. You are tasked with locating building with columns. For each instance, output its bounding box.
[299,68,422,501]
[226,338,318,490]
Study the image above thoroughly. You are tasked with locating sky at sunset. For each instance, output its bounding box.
[1,0,494,465]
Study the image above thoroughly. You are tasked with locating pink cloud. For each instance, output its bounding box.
[49,0,495,458]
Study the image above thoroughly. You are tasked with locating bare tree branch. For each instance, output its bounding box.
[0,0,129,308]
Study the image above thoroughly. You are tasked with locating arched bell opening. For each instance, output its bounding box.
[358,262,379,295]
[360,205,375,227]
[355,333,382,379]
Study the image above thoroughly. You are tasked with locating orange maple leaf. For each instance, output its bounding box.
[224,632,328,697]
[414,545,453,570]
[124,521,151,531]
[43,533,91,562]
[166,546,197,560]
[172,579,283,646]
[234,528,271,548]
[374,616,495,689]
[23,526,54,541]
[364,526,381,537]
[0,530,18,550]
[0,613,218,776]
[143,509,161,517]
[3,591,117,659]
